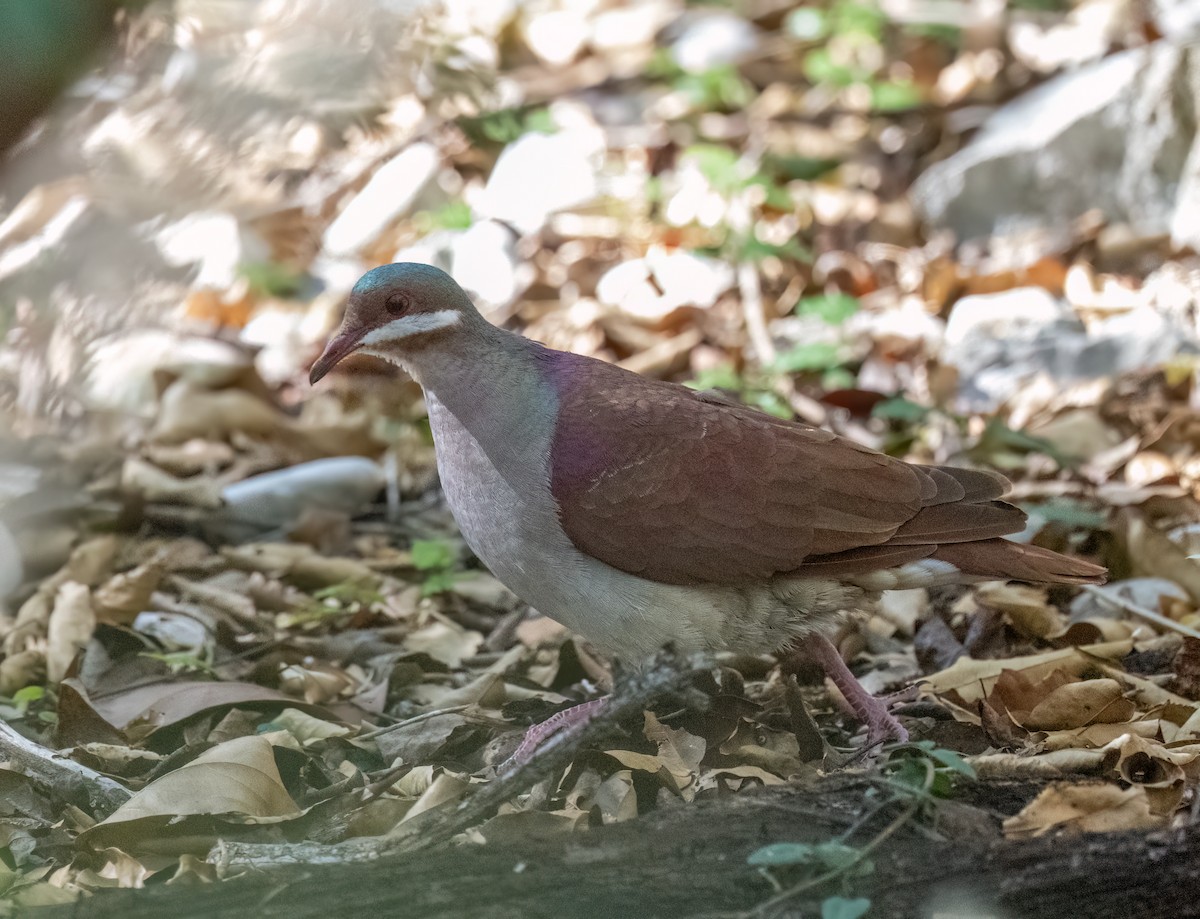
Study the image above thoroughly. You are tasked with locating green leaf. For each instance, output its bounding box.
[823,896,871,919]
[872,397,929,422]
[417,200,473,231]
[12,686,43,706]
[969,417,1069,469]
[747,841,864,871]
[869,79,923,112]
[739,235,812,264]
[411,539,455,572]
[676,64,754,112]
[750,390,793,419]
[924,745,977,779]
[421,570,460,597]
[685,364,743,392]
[459,106,553,146]
[795,292,860,325]
[684,143,742,194]
[904,21,961,44]
[772,342,843,374]
[803,48,861,87]
[833,0,886,39]
[764,154,841,182]
[747,842,819,867]
[1020,498,1108,531]
[747,174,794,210]
[238,261,305,298]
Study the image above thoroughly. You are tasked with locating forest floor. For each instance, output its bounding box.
[2,1,1200,917]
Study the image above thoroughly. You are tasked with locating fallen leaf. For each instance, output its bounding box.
[89,735,300,829]
[46,582,95,682]
[1023,679,1135,731]
[1003,783,1162,838]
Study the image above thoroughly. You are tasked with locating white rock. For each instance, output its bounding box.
[596,248,734,320]
[478,129,601,234]
[84,331,251,417]
[449,220,528,310]
[132,611,209,651]
[221,457,385,527]
[943,287,1073,350]
[597,259,656,307]
[442,0,519,38]
[850,297,945,350]
[646,247,734,308]
[1152,0,1200,41]
[590,0,675,51]
[913,43,1200,247]
[156,211,268,289]
[240,304,311,385]
[522,9,588,66]
[941,288,1082,409]
[670,11,759,74]
[322,143,441,257]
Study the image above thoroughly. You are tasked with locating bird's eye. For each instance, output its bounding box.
[385,293,409,315]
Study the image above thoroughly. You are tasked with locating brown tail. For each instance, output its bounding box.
[932,538,1106,586]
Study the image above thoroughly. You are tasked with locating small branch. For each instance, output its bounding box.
[378,648,712,857]
[1081,585,1200,642]
[0,721,131,817]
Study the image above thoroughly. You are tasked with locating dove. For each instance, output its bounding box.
[311,263,1105,755]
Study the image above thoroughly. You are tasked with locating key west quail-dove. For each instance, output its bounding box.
[311,263,1106,755]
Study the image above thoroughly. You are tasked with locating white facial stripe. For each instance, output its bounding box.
[361,310,462,345]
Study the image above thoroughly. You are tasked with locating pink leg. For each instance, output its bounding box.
[508,696,610,765]
[804,633,909,748]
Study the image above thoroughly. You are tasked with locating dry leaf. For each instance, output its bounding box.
[921,641,1133,706]
[405,621,483,668]
[1003,783,1162,838]
[46,582,95,683]
[85,735,301,849]
[1023,679,1135,731]
[976,583,1064,639]
[94,563,163,625]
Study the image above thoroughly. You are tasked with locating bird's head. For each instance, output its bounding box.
[309,262,477,384]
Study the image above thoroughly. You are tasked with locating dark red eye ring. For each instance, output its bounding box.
[385,293,409,315]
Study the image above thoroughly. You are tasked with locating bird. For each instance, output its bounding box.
[310,262,1106,757]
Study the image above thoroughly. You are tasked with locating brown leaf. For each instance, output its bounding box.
[89,735,301,831]
[1023,679,1136,731]
[1003,783,1162,838]
[46,582,95,683]
[58,678,330,743]
[94,563,163,625]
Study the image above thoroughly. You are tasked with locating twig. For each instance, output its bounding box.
[0,721,131,817]
[742,759,932,919]
[355,705,472,742]
[1081,585,1200,641]
[208,650,712,873]
[377,649,712,857]
[738,261,827,426]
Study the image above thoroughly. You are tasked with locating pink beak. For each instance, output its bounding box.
[309,328,367,384]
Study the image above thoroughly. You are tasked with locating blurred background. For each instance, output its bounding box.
[3,0,1200,898]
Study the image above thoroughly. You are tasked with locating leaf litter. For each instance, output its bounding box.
[0,0,1199,906]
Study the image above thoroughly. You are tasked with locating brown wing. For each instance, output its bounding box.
[543,352,1024,586]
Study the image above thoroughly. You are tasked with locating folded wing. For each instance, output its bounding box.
[545,354,1036,586]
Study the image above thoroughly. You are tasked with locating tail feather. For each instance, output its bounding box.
[932,539,1107,586]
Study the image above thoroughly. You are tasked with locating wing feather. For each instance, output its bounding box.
[542,351,1027,586]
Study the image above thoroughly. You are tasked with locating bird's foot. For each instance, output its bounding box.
[506,696,610,766]
[804,632,909,750]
